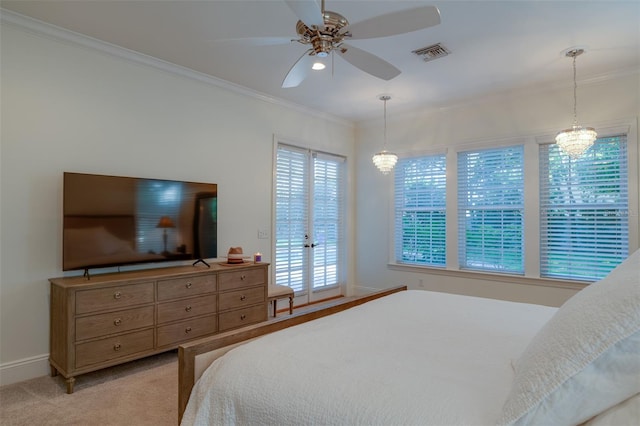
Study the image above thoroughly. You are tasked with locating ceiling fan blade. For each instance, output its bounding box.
[209,37,294,47]
[284,0,324,28]
[336,44,401,81]
[342,6,441,40]
[282,50,315,88]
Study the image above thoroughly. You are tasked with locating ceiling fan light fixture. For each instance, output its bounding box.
[281,2,440,88]
[312,61,326,70]
[372,95,397,175]
[555,48,597,159]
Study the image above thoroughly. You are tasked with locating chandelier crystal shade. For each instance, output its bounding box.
[372,95,398,174]
[555,48,597,159]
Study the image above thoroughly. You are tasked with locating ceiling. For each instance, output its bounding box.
[2,0,639,122]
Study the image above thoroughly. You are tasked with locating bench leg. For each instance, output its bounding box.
[288,296,294,315]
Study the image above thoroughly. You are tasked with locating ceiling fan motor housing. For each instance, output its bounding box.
[296,10,349,56]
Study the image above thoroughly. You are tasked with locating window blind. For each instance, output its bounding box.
[394,154,447,266]
[539,135,628,281]
[275,145,309,292]
[312,153,345,289]
[458,146,524,273]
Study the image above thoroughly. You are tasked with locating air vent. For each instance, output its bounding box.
[412,43,450,62]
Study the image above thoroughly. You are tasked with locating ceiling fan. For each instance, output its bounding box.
[279,0,441,88]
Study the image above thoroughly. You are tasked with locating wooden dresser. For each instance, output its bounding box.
[49,262,268,393]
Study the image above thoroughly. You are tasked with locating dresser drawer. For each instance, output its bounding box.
[75,329,154,368]
[157,275,217,301]
[218,304,266,332]
[218,268,265,291]
[157,294,217,324]
[76,282,154,314]
[219,286,265,311]
[76,306,154,341]
[156,315,217,347]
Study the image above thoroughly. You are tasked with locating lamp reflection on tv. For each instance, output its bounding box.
[156,216,175,255]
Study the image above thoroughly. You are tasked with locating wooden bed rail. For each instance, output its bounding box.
[178,285,407,423]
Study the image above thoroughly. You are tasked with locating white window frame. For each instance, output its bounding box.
[394,153,447,267]
[389,121,638,286]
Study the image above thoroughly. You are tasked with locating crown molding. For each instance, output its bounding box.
[1,9,352,128]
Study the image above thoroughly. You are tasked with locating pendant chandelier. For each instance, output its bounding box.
[372,95,398,174]
[555,48,597,159]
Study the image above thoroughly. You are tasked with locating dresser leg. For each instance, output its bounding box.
[65,377,75,394]
[50,364,58,377]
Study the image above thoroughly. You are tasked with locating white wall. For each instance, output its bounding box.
[0,22,354,384]
[355,72,640,306]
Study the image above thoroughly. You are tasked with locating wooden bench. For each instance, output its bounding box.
[267,285,294,317]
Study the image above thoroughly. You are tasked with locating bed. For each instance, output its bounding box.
[178,249,640,425]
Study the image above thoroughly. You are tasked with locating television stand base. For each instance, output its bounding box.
[192,258,210,268]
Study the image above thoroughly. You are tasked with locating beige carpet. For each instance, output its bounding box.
[0,351,178,426]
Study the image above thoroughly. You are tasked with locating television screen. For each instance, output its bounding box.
[63,172,217,271]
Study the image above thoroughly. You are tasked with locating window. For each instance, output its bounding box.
[540,135,629,281]
[394,155,447,266]
[457,146,524,273]
[392,128,633,283]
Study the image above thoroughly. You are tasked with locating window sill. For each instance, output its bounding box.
[387,263,590,291]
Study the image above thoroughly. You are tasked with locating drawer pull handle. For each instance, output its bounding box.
[240,275,246,280]
[240,295,246,301]
[113,343,122,351]
[114,318,122,326]
[185,306,192,312]
[185,327,192,334]
[113,291,122,300]
[240,314,246,320]
[186,282,192,289]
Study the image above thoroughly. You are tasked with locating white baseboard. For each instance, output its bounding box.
[0,353,50,387]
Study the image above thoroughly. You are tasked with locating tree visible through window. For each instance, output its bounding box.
[540,136,628,280]
[457,146,524,273]
[394,155,446,266]
[392,132,632,283]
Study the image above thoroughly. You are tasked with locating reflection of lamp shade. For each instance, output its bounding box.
[156,216,175,228]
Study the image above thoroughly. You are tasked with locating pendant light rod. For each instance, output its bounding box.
[567,48,584,126]
[380,95,390,150]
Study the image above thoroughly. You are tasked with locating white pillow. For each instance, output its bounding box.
[498,249,640,425]
[583,393,640,425]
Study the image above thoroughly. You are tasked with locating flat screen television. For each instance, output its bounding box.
[63,172,217,272]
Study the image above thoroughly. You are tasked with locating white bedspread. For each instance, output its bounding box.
[182,290,557,426]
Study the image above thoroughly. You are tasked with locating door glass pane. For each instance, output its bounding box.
[312,153,344,290]
[275,146,308,293]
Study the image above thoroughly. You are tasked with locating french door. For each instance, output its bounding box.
[274,143,345,305]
